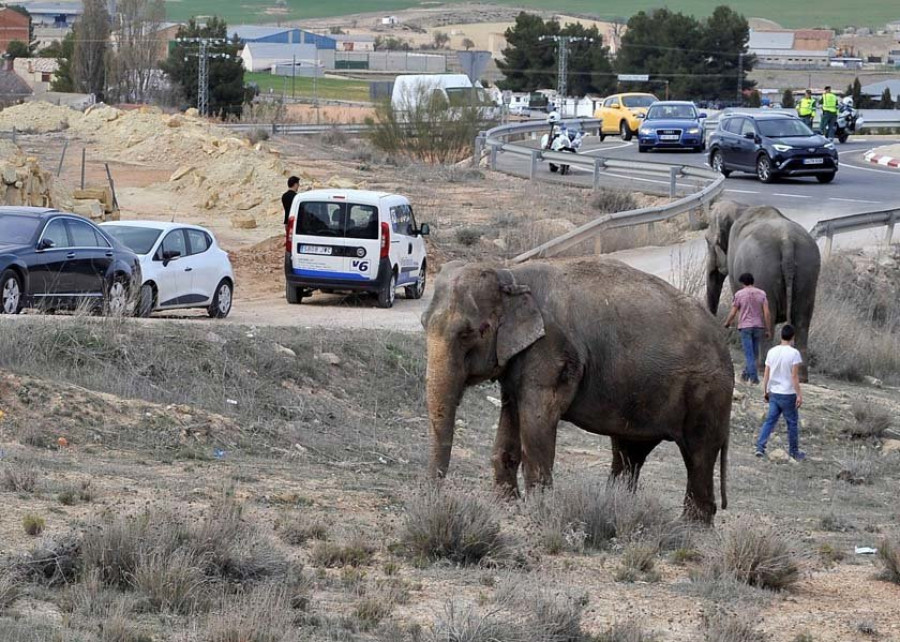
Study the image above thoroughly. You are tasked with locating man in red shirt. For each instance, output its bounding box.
[724,272,771,384]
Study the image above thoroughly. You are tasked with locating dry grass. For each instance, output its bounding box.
[705,613,768,642]
[847,399,893,439]
[275,510,329,546]
[1,462,37,493]
[672,246,707,301]
[595,620,660,642]
[21,514,45,537]
[203,583,294,642]
[310,534,375,568]
[591,188,639,214]
[401,485,509,565]
[877,532,900,584]
[700,518,800,591]
[835,448,882,485]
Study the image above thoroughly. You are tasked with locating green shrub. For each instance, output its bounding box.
[22,514,45,536]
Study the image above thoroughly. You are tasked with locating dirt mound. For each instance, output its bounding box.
[0,102,76,133]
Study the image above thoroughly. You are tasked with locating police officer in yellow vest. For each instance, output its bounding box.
[820,86,839,140]
[797,89,815,129]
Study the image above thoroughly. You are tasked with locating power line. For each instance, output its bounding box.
[539,35,594,106]
[178,37,232,117]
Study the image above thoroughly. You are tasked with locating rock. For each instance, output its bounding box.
[326,176,359,189]
[318,352,341,366]
[876,256,897,269]
[205,331,227,345]
[274,344,296,358]
[492,238,508,251]
[167,116,184,128]
[184,107,199,117]
[732,389,745,401]
[1,165,17,184]
[72,199,104,220]
[768,449,789,462]
[236,196,263,211]
[231,215,257,230]
[532,218,576,242]
[170,165,195,182]
[882,439,900,454]
[863,376,883,388]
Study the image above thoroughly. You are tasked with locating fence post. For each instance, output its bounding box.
[489,143,499,171]
[669,166,678,197]
[824,227,834,258]
[80,147,86,190]
[688,206,698,230]
[885,213,896,246]
[592,157,604,191]
[529,149,539,179]
[473,133,485,167]
[56,140,69,177]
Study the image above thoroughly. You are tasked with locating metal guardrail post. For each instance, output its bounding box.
[592,158,604,191]
[473,133,486,166]
[669,166,678,198]
[885,214,896,247]
[529,149,540,180]
[489,143,499,171]
[824,226,834,258]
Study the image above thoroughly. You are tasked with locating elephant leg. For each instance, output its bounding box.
[677,438,718,525]
[609,437,662,490]
[517,390,562,491]
[794,322,811,383]
[491,390,521,498]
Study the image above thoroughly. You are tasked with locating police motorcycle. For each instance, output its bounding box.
[834,96,863,144]
[540,112,585,175]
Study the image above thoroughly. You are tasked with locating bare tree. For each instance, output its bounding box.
[73,0,110,97]
[462,37,475,51]
[107,0,165,103]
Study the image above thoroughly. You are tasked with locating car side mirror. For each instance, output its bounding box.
[419,223,430,236]
[699,112,708,118]
[162,249,181,265]
[635,112,645,119]
[744,131,756,139]
[37,238,55,250]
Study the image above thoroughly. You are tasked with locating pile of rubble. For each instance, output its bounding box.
[0,139,54,208]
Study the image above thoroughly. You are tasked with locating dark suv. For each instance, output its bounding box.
[708,113,838,183]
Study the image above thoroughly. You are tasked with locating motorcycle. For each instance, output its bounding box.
[540,126,584,175]
[834,98,863,144]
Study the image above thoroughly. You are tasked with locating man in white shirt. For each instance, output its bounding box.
[756,324,805,462]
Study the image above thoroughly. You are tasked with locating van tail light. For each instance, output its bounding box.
[380,222,390,258]
[285,216,294,252]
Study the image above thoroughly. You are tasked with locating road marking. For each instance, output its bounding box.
[725,189,759,194]
[772,193,811,198]
[582,142,632,153]
[840,162,900,176]
[828,197,880,204]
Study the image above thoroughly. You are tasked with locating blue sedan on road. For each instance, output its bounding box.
[637,101,707,153]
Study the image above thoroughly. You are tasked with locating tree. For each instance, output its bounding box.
[880,87,894,109]
[748,89,761,107]
[781,89,795,108]
[462,37,475,51]
[5,40,30,59]
[374,35,409,51]
[432,31,450,49]
[160,17,246,119]
[73,0,110,97]
[106,0,165,103]
[496,12,615,96]
[44,32,75,92]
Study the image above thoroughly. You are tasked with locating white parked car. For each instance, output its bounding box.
[285,189,429,308]
[101,221,234,318]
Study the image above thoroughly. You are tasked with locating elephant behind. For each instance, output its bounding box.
[422,258,734,524]
[705,201,820,381]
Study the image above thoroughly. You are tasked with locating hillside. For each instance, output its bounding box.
[163,0,899,30]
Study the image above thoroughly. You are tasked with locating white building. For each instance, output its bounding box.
[381,16,400,26]
[240,43,323,72]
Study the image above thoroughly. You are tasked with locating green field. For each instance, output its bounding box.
[244,72,371,102]
[164,0,899,30]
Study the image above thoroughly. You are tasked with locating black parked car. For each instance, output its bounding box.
[708,113,838,184]
[0,207,141,315]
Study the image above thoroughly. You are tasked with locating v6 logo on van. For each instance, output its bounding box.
[351,260,370,273]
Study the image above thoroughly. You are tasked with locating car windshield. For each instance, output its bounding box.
[623,95,656,108]
[647,104,696,120]
[297,202,379,240]
[757,118,814,138]
[102,225,162,254]
[0,214,41,244]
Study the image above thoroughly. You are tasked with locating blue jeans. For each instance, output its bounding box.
[757,393,800,456]
[740,327,764,382]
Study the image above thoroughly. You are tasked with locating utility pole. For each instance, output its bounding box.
[179,37,232,117]
[540,35,594,116]
[736,51,744,106]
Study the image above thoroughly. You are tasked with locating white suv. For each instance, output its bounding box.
[285,190,429,308]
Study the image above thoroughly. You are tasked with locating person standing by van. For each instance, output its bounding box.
[724,272,771,384]
[282,176,300,225]
[756,324,805,462]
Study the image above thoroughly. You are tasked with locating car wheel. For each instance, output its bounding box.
[104,277,129,316]
[837,132,848,144]
[208,279,233,318]
[405,263,427,300]
[0,269,23,315]
[638,145,648,153]
[377,272,396,309]
[710,150,731,177]
[598,132,606,142]
[694,143,706,153]
[549,163,558,173]
[286,282,302,304]
[619,121,633,141]
[816,172,836,184]
[135,283,154,318]
[756,154,775,183]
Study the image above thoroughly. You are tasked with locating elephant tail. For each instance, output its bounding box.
[719,440,728,510]
[781,236,796,323]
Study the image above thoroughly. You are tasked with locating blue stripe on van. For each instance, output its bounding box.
[292,268,372,281]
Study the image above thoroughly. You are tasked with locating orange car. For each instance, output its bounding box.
[593,92,659,140]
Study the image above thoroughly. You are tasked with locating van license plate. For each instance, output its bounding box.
[803,158,824,165]
[300,245,332,255]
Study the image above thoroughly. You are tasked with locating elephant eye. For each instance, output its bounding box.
[458,325,475,339]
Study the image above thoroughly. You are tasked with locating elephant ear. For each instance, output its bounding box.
[496,269,545,367]
[715,245,728,276]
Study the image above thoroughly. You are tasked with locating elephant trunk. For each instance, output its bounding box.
[706,270,726,316]
[425,337,466,479]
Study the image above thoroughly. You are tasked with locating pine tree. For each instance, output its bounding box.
[781,89,795,108]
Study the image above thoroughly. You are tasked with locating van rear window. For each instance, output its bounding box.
[297,202,379,240]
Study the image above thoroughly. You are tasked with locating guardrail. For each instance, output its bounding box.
[810,208,899,257]
[476,119,727,262]
[220,123,371,135]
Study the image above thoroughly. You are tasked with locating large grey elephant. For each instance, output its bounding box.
[422,258,734,523]
[705,201,820,381]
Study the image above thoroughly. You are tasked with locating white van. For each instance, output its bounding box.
[285,190,429,308]
[391,74,495,116]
